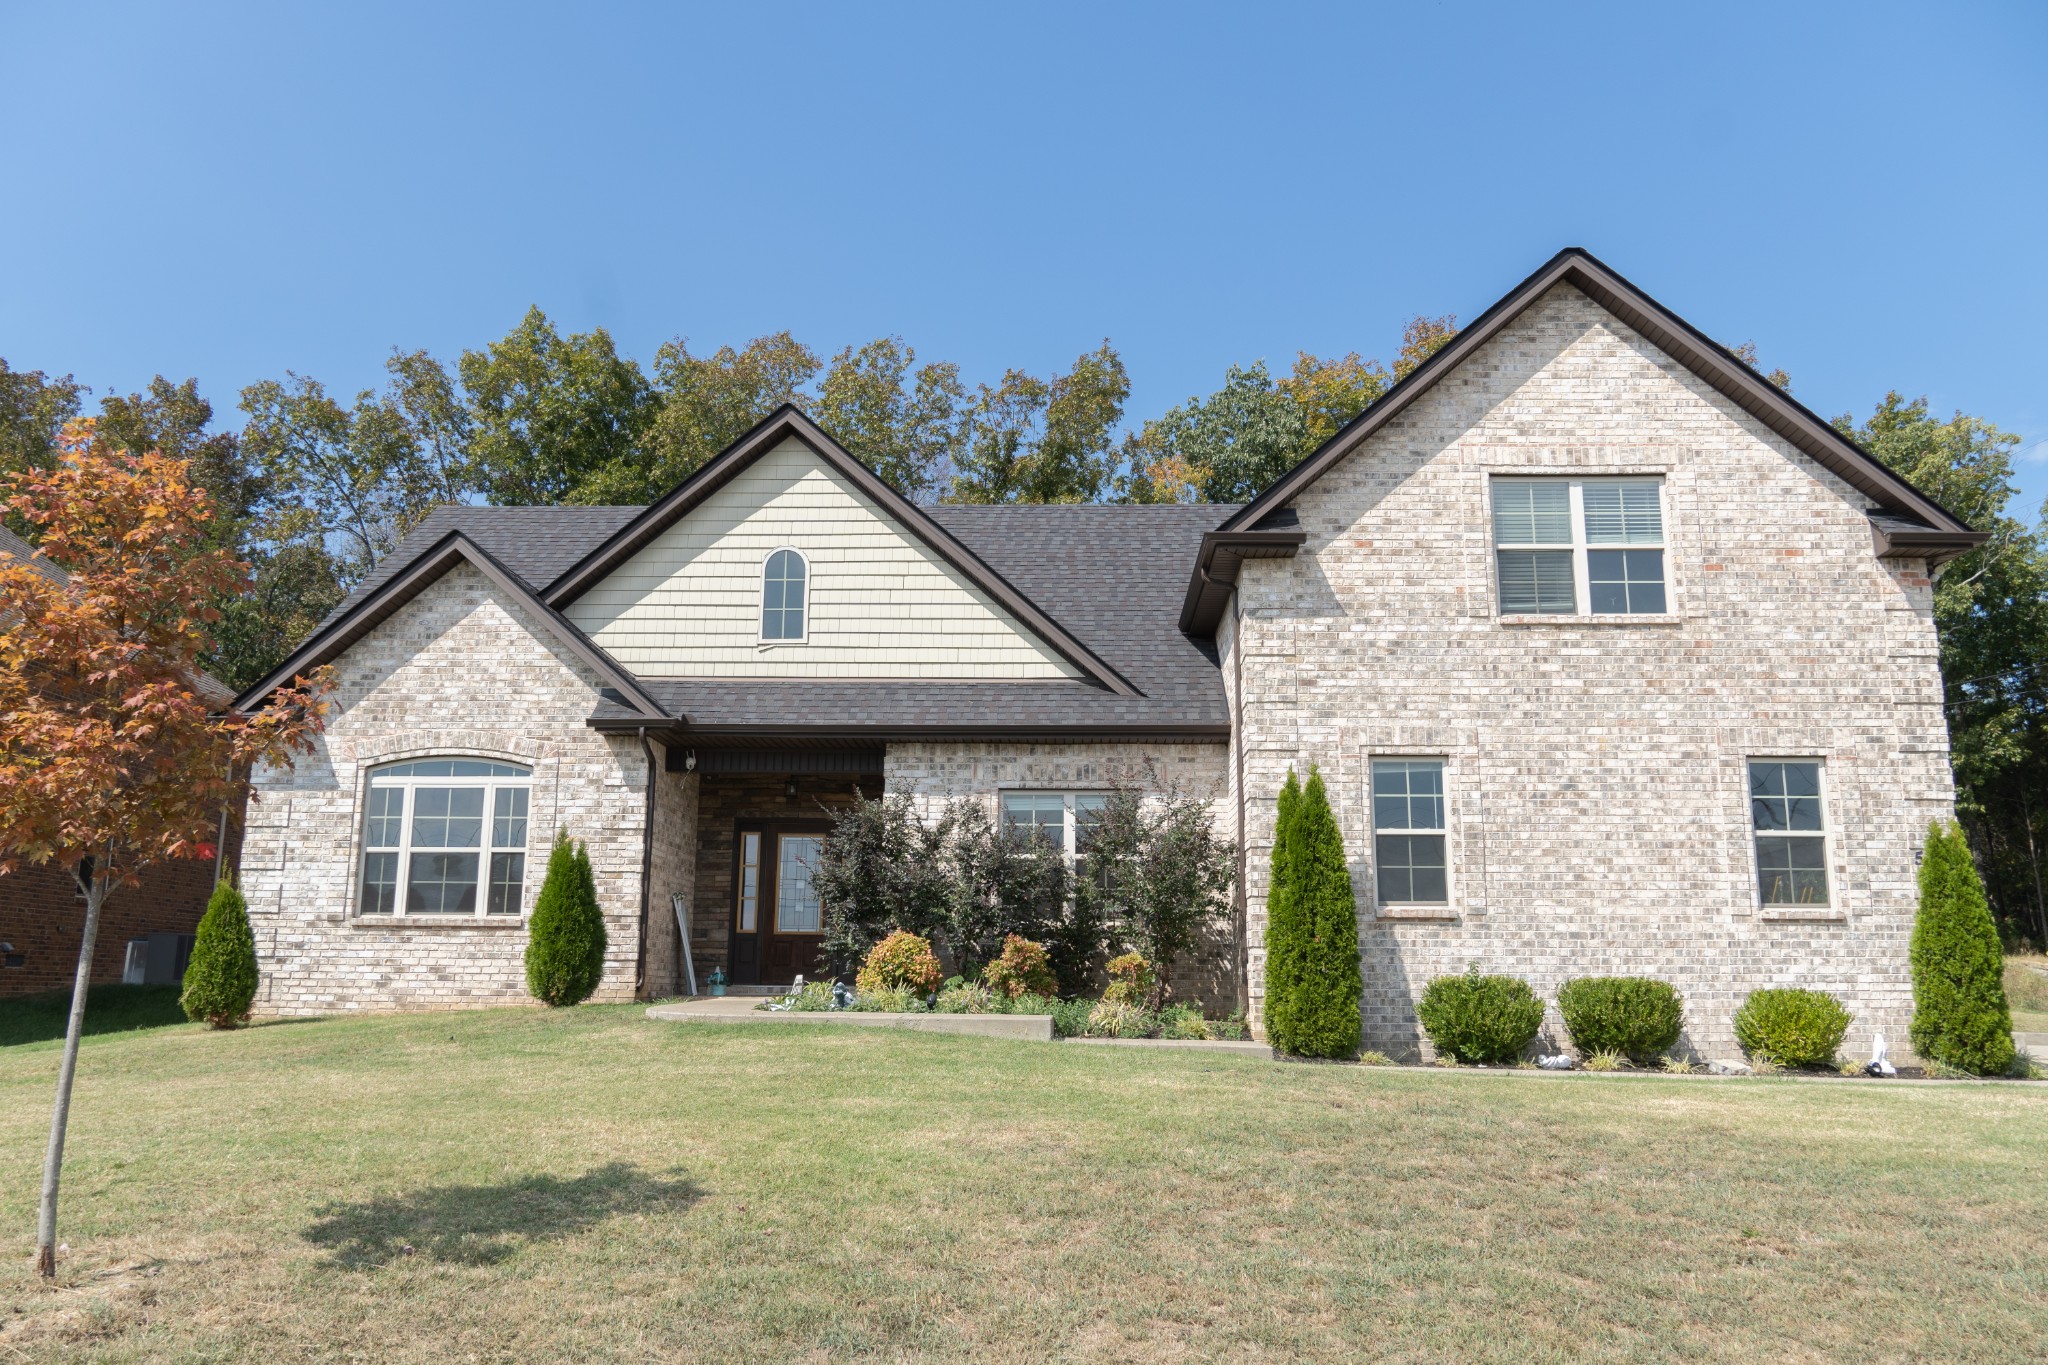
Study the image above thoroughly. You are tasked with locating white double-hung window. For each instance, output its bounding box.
[1493,477,1667,616]
[999,792,1108,861]
[1371,759,1448,905]
[1748,759,1831,907]
[359,760,532,917]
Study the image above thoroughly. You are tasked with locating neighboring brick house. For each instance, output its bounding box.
[232,249,1982,1058]
[0,526,244,997]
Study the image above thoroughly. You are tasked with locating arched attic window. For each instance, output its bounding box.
[761,548,808,642]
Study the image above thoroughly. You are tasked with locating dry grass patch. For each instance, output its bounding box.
[0,1005,2043,1362]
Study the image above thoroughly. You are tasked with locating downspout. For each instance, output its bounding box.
[634,728,657,998]
[1231,590,1249,1020]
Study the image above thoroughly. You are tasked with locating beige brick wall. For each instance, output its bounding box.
[246,561,653,1015]
[1234,283,1952,1060]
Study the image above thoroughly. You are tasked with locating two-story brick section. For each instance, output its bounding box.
[232,249,1983,1057]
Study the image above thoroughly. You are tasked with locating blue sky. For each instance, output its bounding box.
[5,2,2044,519]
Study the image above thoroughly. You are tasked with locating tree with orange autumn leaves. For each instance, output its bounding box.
[0,419,329,1279]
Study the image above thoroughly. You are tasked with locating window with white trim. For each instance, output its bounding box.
[761,548,807,641]
[1371,759,1447,905]
[1492,477,1667,616]
[999,792,1108,861]
[1748,759,1831,907]
[358,760,532,917]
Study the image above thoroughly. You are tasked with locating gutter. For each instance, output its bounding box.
[1179,528,1306,636]
[634,727,657,998]
[1231,591,1249,1020]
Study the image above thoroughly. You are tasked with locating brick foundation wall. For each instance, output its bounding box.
[1231,283,1952,1061]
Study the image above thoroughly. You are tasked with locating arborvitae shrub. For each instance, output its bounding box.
[1262,767,1362,1058]
[524,830,607,1007]
[1910,821,2014,1075]
[1556,976,1683,1062]
[857,930,943,996]
[1732,988,1852,1068]
[982,935,1056,999]
[180,881,259,1028]
[1415,966,1545,1064]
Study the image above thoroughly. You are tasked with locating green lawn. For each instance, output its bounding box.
[1,1005,2043,1363]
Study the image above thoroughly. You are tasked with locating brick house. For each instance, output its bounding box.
[231,249,1982,1058]
[0,526,244,997]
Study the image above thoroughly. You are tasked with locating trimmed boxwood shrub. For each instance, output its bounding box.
[1732,988,1852,1067]
[856,930,943,996]
[1910,821,2015,1075]
[1556,976,1683,1062]
[1415,966,1545,1064]
[525,830,607,1007]
[1262,767,1363,1059]
[180,881,259,1028]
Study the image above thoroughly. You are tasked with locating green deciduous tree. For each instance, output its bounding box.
[949,343,1128,504]
[1838,394,2048,948]
[181,880,260,1028]
[1123,316,1458,504]
[1262,767,1362,1057]
[814,337,965,500]
[461,308,655,507]
[577,331,821,504]
[1910,821,2015,1074]
[0,360,85,539]
[525,830,608,1007]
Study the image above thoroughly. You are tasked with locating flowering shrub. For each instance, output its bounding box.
[982,935,1058,999]
[1103,953,1155,1006]
[855,930,943,996]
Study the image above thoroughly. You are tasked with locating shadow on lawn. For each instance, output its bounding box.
[304,1161,701,1269]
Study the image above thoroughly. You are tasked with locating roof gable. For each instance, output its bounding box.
[546,407,1139,695]
[232,531,665,717]
[1216,248,1985,543]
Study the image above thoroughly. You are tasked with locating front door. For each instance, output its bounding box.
[729,822,830,985]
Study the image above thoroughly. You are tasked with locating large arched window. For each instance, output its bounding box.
[761,548,807,642]
[358,759,532,917]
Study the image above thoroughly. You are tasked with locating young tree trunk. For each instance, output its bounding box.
[35,866,105,1279]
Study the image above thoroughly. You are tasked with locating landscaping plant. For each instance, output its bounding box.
[1415,966,1545,1064]
[1103,952,1154,1005]
[1262,767,1363,1058]
[1909,821,2015,1075]
[1732,988,1852,1068]
[180,880,260,1029]
[942,800,1071,972]
[1556,976,1684,1063]
[524,830,607,1007]
[982,934,1057,999]
[817,795,950,970]
[0,423,329,1278]
[856,930,943,996]
[1083,784,1235,1004]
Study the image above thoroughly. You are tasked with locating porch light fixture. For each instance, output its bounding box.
[784,779,798,799]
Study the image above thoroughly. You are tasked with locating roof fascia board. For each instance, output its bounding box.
[233,531,666,719]
[542,405,1143,698]
[1214,249,1979,538]
[587,717,1231,743]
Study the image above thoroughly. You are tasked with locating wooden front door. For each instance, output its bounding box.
[728,822,830,985]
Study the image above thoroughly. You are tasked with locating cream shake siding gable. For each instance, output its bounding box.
[562,437,1082,679]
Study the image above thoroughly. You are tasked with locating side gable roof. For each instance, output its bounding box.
[231,530,666,718]
[1213,247,1988,545]
[543,405,1142,697]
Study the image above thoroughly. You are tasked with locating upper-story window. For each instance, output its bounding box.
[1492,477,1666,616]
[761,548,808,642]
[359,760,531,917]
